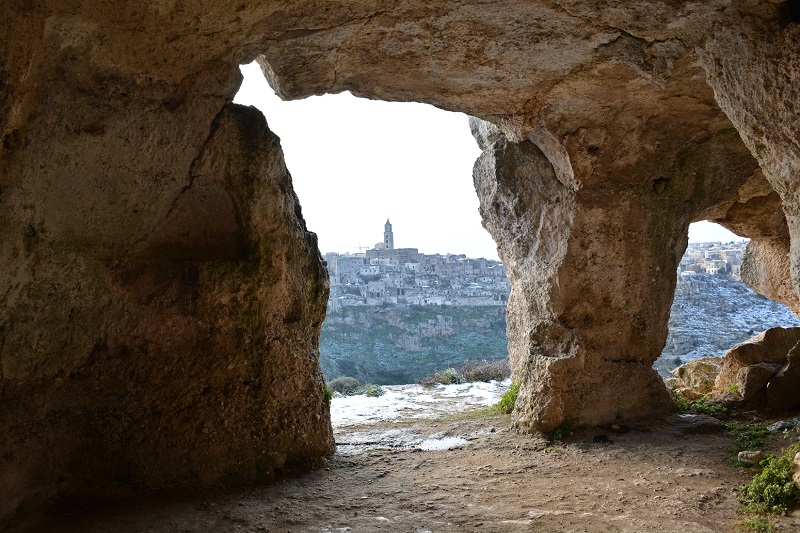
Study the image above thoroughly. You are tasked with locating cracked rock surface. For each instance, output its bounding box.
[2,0,800,522]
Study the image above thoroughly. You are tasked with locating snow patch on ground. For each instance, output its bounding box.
[330,379,510,428]
[331,380,508,455]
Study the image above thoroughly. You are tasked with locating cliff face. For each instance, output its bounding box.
[320,305,507,384]
[2,0,800,521]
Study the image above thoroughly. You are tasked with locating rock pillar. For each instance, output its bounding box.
[472,118,760,432]
[0,101,334,520]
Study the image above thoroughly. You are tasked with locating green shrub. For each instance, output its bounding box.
[726,423,770,467]
[672,391,729,419]
[323,386,333,408]
[329,376,361,395]
[496,381,520,414]
[420,367,464,386]
[552,420,574,441]
[420,359,511,386]
[672,390,693,412]
[729,384,740,394]
[360,384,385,397]
[441,368,463,384]
[740,440,800,514]
[727,423,770,455]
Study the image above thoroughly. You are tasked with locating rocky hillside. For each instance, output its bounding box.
[319,305,507,384]
[322,273,800,384]
[655,273,800,376]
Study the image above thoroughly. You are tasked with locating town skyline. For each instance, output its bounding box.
[234,62,747,260]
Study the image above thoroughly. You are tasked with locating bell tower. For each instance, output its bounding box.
[384,219,394,250]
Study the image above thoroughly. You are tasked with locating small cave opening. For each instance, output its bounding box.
[234,62,512,447]
[657,221,800,383]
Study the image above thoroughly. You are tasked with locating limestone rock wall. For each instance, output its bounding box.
[0,98,333,519]
[4,0,800,520]
[0,7,334,516]
[696,3,800,314]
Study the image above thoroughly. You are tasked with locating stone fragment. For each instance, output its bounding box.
[675,414,724,435]
[738,451,765,465]
[767,417,800,433]
[672,357,722,396]
[794,452,800,491]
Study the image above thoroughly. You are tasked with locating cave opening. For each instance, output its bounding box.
[234,62,513,433]
[657,221,800,382]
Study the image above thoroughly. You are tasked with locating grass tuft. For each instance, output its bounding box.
[496,380,520,415]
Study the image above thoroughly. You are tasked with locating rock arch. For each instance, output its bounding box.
[1,0,799,521]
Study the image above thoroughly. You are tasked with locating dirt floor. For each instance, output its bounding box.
[15,410,800,533]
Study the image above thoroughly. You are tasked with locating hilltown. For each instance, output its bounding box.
[323,220,510,309]
[679,240,747,280]
[324,222,749,310]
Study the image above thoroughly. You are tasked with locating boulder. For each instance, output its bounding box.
[794,452,800,491]
[671,357,722,396]
[766,344,800,411]
[738,450,766,465]
[713,327,800,395]
[735,363,783,407]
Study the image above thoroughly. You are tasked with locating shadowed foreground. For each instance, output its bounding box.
[21,413,800,533]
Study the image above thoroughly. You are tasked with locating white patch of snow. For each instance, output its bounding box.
[417,436,468,451]
[330,379,510,428]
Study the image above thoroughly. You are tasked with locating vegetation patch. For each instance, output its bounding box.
[420,358,511,386]
[739,439,800,515]
[671,391,729,418]
[736,437,800,531]
[725,422,770,467]
[361,384,385,397]
[552,420,574,441]
[327,376,385,397]
[328,376,361,395]
[323,386,333,408]
[736,514,775,533]
[496,380,520,415]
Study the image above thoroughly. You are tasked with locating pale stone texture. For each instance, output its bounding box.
[0,72,333,524]
[671,358,722,396]
[713,327,800,396]
[3,0,800,521]
[695,3,800,315]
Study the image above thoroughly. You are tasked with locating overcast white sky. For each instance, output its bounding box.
[234,62,745,260]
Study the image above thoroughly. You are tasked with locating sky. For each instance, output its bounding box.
[233,62,746,260]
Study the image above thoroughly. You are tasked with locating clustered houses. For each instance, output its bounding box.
[678,241,746,279]
[324,220,510,310]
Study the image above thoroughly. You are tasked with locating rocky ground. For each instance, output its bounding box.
[16,383,800,533]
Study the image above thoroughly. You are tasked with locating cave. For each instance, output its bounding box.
[3,0,800,523]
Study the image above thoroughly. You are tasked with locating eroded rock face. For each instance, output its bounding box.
[0,99,333,520]
[713,327,800,398]
[3,0,800,520]
[672,358,722,397]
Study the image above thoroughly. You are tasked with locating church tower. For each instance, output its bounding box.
[384,219,394,250]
